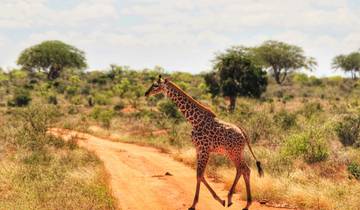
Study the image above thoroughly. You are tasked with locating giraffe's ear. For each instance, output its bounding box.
[157,75,162,83]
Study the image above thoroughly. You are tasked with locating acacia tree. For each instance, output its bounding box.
[332,51,360,79]
[17,40,87,80]
[254,40,317,85]
[205,46,267,111]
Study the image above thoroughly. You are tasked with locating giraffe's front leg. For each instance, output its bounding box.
[189,150,225,210]
[188,151,208,210]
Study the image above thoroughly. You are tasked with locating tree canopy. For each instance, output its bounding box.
[254,40,317,85]
[17,40,87,80]
[205,46,267,111]
[332,51,360,79]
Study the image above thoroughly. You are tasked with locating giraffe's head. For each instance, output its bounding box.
[145,75,168,97]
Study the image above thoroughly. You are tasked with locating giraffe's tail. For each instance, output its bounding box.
[240,126,264,177]
[255,160,264,177]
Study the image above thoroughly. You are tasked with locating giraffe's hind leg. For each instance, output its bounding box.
[242,163,252,210]
[227,166,242,207]
[201,176,226,206]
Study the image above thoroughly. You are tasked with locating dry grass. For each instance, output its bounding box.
[0,105,116,210]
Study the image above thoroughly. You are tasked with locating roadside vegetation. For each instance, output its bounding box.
[0,104,115,209]
[1,40,360,209]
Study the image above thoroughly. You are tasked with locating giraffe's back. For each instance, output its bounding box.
[191,118,247,156]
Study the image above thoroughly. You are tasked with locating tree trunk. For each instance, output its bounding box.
[48,67,60,80]
[229,96,237,112]
[273,68,282,85]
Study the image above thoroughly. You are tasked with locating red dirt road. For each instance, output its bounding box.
[51,128,292,210]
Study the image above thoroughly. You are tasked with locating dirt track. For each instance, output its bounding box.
[51,128,291,210]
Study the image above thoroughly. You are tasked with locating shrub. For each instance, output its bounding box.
[90,107,115,128]
[8,88,32,107]
[48,95,58,105]
[247,112,274,143]
[88,96,94,107]
[114,101,125,111]
[68,105,79,115]
[157,100,182,120]
[274,110,297,130]
[69,95,83,105]
[281,130,329,163]
[348,162,360,180]
[299,102,322,118]
[93,92,111,105]
[65,85,78,96]
[308,76,322,86]
[292,73,308,85]
[12,104,59,150]
[335,115,360,147]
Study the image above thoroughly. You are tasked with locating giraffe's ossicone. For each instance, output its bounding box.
[145,75,264,210]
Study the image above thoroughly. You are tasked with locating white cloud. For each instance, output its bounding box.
[0,0,118,28]
[0,0,359,76]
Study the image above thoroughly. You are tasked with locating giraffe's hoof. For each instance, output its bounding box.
[221,200,226,207]
[242,208,248,210]
[188,208,195,210]
[228,201,233,207]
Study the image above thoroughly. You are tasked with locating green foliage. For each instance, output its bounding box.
[17,40,87,80]
[8,88,32,107]
[210,46,268,110]
[335,114,360,147]
[274,110,297,130]
[157,100,182,120]
[281,130,329,163]
[203,72,220,98]
[12,104,59,150]
[90,107,115,128]
[254,40,317,85]
[293,73,309,84]
[247,111,274,143]
[332,51,360,79]
[93,92,112,105]
[348,162,360,180]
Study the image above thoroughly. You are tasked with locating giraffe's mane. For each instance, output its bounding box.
[166,81,216,118]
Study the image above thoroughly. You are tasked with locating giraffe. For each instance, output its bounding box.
[145,75,264,210]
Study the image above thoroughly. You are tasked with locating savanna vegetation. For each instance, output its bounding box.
[1,40,360,210]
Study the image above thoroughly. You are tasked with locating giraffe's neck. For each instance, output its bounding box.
[164,82,215,127]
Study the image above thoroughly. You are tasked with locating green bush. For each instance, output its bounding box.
[281,130,329,163]
[274,110,297,130]
[348,162,360,180]
[157,100,182,120]
[247,112,274,143]
[335,115,360,147]
[90,107,115,128]
[65,85,78,96]
[48,95,58,105]
[8,88,32,107]
[292,73,309,85]
[114,101,125,111]
[12,104,59,151]
[308,76,322,86]
[93,92,111,105]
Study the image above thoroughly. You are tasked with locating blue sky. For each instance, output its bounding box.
[0,0,359,76]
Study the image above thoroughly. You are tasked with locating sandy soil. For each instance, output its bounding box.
[51,128,292,210]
